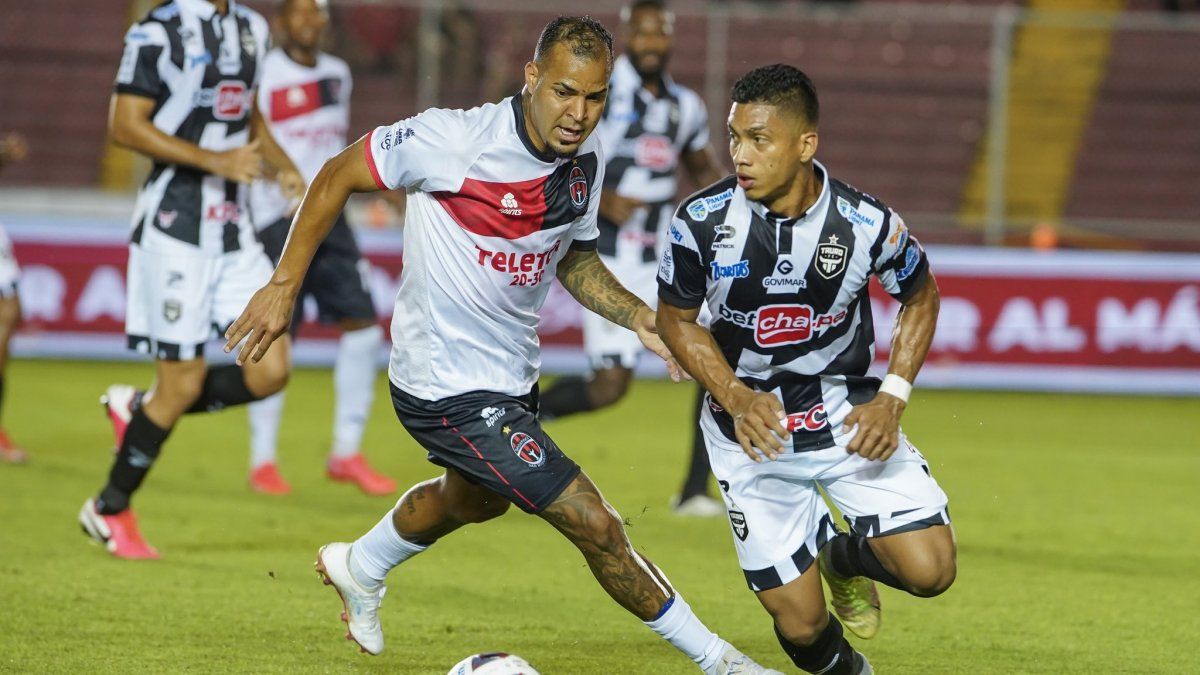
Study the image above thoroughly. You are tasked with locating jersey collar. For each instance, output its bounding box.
[510,92,561,164]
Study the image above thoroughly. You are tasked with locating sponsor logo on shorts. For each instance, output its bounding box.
[728,509,749,541]
[510,432,546,468]
[710,259,749,280]
[481,406,506,428]
[783,404,828,433]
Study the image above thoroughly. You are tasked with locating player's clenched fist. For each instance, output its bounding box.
[208,139,264,184]
[842,392,905,461]
[726,388,788,463]
[224,282,296,366]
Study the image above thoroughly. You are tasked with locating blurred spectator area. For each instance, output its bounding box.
[0,0,1196,249]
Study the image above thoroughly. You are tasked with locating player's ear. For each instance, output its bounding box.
[524,61,540,92]
[797,128,819,164]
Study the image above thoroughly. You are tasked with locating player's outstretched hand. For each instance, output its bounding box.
[209,139,263,184]
[223,282,295,366]
[727,389,788,463]
[842,392,905,461]
[633,307,691,383]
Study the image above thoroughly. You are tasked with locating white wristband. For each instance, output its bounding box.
[878,374,913,403]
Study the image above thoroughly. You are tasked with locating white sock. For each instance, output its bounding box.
[348,505,427,589]
[331,325,383,458]
[248,392,285,468]
[644,594,727,672]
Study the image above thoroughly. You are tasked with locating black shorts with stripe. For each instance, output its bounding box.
[390,383,580,513]
[257,214,376,330]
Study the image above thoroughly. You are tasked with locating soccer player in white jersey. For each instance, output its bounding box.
[244,0,395,496]
[0,132,28,464]
[538,0,728,518]
[658,65,958,674]
[78,0,302,559]
[227,16,780,675]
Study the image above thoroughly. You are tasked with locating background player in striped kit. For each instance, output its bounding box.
[657,65,957,674]
[538,0,727,517]
[0,132,28,463]
[244,0,395,497]
[226,16,781,674]
[78,0,303,559]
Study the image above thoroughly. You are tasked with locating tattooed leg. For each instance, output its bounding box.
[392,469,511,545]
[540,472,673,620]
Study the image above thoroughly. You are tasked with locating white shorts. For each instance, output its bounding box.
[702,407,950,592]
[583,256,659,370]
[0,226,20,298]
[125,242,274,361]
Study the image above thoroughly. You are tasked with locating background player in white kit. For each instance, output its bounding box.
[538,0,727,516]
[658,65,958,674]
[227,16,780,674]
[0,132,28,464]
[244,0,395,496]
[78,0,302,559]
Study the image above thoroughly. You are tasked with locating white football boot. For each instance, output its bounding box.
[709,645,785,675]
[315,542,386,655]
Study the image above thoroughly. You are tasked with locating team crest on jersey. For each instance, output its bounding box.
[568,165,588,209]
[163,300,182,323]
[510,432,546,468]
[815,234,847,279]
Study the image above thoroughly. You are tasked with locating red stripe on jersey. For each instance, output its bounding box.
[432,176,549,240]
[268,81,323,122]
[363,129,387,190]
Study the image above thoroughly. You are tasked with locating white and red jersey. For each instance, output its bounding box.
[365,94,603,400]
[249,48,351,227]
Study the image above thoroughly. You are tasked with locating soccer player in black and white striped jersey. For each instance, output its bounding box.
[78,0,304,560]
[658,65,957,674]
[538,0,728,517]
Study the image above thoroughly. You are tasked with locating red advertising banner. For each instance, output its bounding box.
[5,219,1199,394]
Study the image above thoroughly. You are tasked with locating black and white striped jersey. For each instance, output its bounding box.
[658,161,929,452]
[593,55,710,264]
[114,0,270,254]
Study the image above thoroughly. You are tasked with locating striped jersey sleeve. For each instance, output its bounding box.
[657,215,708,308]
[114,22,170,99]
[871,207,929,302]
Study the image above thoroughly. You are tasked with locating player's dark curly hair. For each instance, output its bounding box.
[731,64,820,127]
[534,16,614,68]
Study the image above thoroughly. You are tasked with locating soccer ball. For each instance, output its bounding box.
[446,652,541,675]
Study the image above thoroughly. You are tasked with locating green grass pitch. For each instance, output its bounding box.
[1,360,1197,673]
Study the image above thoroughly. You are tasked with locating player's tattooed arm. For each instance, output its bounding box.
[540,474,672,621]
[657,301,787,462]
[555,248,646,330]
[224,136,380,365]
[557,249,688,382]
[843,271,940,461]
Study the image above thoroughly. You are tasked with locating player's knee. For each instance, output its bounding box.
[903,553,956,597]
[773,610,828,647]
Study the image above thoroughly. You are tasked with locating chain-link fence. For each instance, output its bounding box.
[1,0,1197,249]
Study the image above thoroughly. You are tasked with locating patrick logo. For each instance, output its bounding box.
[568,165,588,208]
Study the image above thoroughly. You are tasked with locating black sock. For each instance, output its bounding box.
[775,615,857,674]
[679,386,712,499]
[186,364,259,414]
[95,409,172,514]
[825,532,906,591]
[538,376,594,420]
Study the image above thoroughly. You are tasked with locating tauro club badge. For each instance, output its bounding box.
[510,432,546,468]
[568,165,588,209]
[815,234,848,279]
